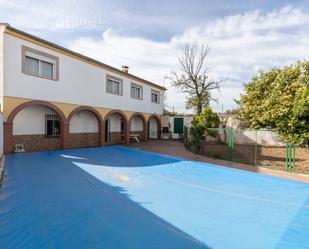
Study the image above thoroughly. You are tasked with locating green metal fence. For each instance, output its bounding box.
[184,127,309,174]
[285,143,296,172]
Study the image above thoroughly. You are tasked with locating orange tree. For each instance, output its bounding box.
[237,61,309,146]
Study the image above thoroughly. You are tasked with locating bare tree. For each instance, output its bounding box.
[170,42,221,115]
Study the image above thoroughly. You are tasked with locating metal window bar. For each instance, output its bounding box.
[45,114,60,138]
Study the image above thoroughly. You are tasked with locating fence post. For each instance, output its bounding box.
[194,133,200,154]
[286,143,290,171]
[184,126,188,147]
[292,144,296,172]
[227,128,230,160]
[254,130,258,166]
[285,144,288,171]
[285,143,296,172]
[231,128,234,161]
[289,144,291,171]
[227,128,234,161]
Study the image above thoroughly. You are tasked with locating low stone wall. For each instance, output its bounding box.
[295,148,309,173]
[201,142,309,173]
[203,143,229,160]
[13,135,61,152]
[69,132,99,149]
[233,145,287,169]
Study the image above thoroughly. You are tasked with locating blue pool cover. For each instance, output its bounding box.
[0,146,309,249]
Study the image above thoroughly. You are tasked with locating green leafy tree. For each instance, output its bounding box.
[236,61,309,146]
[191,107,220,151]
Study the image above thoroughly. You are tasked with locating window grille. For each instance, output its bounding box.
[45,114,61,137]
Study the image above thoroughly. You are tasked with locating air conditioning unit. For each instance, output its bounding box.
[15,144,25,153]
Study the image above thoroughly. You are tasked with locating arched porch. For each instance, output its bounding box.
[4,100,67,153]
[67,106,104,148]
[129,113,147,143]
[104,110,129,145]
[148,115,161,140]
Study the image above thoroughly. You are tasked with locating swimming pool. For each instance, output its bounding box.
[1,146,309,249]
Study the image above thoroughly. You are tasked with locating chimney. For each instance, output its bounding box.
[122,65,129,73]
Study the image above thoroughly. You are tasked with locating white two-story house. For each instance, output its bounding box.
[0,24,165,153]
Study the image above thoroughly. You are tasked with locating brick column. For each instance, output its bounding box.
[99,121,105,146]
[62,122,69,149]
[144,121,148,142]
[125,122,130,145]
[4,121,13,154]
[157,121,162,140]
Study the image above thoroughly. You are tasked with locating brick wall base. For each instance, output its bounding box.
[13,135,61,152]
[69,132,99,149]
[106,132,124,145]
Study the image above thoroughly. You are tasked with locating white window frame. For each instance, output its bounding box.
[22,46,59,81]
[151,90,160,104]
[106,75,123,95]
[131,83,143,100]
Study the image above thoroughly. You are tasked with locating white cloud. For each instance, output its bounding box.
[0,0,147,32]
[68,5,309,113]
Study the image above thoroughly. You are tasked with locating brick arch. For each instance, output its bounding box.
[129,112,147,142]
[148,114,161,139]
[67,106,103,123]
[67,106,104,147]
[5,100,67,153]
[7,100,66,123]
[104,110,129,144]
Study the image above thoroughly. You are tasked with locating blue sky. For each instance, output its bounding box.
[1,0,309,113]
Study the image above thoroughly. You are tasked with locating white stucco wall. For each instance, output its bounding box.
[184,116,193,128]
[162,115,193,134]
[69,110,98,133]
[109,114,122,132]
[234,130,285,146]
[0,26,4,111]
[130,116,143,131]
[4,33,164,115]
[13,106,55,135]
[205,129,285,146]
[149,118,158,138]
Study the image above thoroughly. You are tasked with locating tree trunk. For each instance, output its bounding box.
[197,101,202,115]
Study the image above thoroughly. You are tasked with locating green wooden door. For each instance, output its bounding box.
[174,117,184,134]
